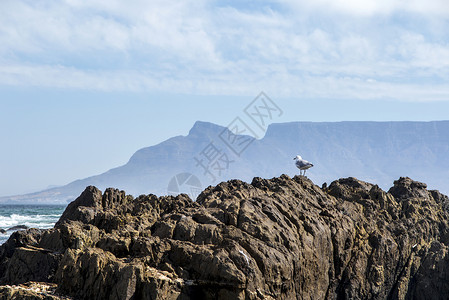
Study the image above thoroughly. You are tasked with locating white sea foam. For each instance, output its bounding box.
[0,214,61,228]
[0,205,66,244]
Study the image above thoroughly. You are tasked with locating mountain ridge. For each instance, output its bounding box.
[2,120,449,204]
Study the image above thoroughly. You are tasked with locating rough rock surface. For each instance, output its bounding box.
[1,175,449,299]
[0,282,70,299]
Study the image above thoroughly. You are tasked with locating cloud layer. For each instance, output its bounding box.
[0,0,448,100]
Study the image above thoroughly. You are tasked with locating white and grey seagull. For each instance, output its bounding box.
[294,155,314,176]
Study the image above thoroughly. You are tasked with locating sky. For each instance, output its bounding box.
[0,0,448,197]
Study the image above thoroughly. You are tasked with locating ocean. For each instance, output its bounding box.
[0,205,66,245]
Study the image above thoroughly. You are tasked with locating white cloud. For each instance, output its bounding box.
[0,0,448,101]
[281,0,449,16]
[1,61,448,102]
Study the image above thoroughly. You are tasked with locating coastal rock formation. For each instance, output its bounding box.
[0,282,69,299]
[0,175,449,299]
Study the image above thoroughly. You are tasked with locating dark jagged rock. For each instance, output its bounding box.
[55,186,103,226]
[6,225,29,232]
[1,175,449,299]
[389,177,429,200]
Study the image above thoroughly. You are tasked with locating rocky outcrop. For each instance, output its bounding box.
[0,282,69,299]
[1,176,449,299]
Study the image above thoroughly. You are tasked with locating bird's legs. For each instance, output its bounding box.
[304,169,307,176]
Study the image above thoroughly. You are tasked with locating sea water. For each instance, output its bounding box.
[0,205,66,244]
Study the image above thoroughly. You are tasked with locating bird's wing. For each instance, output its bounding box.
[296,160,307,168]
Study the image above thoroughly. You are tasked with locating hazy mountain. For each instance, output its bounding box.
[2,120,449,204]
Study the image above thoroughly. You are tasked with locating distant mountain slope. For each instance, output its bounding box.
[2,120,449,204]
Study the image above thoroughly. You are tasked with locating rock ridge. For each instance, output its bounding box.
[0,175,449,299]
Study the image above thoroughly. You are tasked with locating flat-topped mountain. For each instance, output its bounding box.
[2,120,449,204]
[1,175,449,299]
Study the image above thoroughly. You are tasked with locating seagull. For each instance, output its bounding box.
[294,155,314,176]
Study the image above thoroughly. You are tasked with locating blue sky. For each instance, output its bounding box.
[1,0,448,196]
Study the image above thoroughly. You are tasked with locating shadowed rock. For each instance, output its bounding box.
[6,225,29,232]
